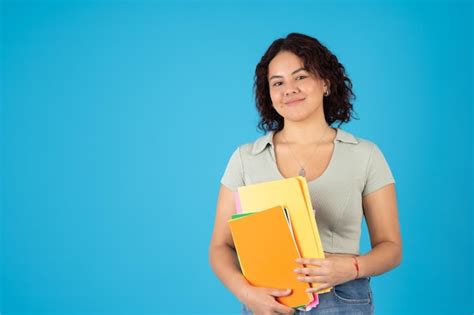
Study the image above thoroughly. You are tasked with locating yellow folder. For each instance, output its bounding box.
[228,205,313,308]
[237,176,330,293]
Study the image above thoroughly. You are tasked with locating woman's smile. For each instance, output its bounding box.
[285,97,305,106]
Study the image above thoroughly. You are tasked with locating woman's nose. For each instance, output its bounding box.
[285,87,299,96]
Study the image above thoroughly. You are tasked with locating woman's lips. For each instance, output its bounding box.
[285,98,305,105]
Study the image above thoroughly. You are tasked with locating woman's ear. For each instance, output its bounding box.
[323,79,331,90]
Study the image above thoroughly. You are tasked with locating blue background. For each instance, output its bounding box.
[1,0,472,314]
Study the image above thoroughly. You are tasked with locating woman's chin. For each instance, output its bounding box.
[281,111,314,123]
[279,105,323,123]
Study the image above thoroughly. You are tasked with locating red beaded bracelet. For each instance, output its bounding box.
[352,256,360,279]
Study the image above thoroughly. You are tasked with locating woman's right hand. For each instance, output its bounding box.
[241,285,295,315]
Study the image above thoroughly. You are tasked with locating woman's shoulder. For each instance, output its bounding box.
[336,128,380,151]
[335,128,391,166]
[232,131,275,157]
[336,129,395,192]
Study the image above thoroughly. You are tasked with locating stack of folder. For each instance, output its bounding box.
[228,176,329,309]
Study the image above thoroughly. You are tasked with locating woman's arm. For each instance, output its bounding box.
[295,183,402,292]
[208,184,251,302]
[358,183,402,277]
[209,185,295,315]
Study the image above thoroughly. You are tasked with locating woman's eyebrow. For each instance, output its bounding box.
[269,67,307,81]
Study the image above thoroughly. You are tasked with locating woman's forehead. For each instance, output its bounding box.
[268,52,306,77]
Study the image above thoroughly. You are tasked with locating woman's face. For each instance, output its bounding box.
[267,51,328,123]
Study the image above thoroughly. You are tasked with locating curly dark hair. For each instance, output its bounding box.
[254,33,356,132]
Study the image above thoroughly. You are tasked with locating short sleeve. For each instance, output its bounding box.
[220,146,244,192]
[362,144,395,197]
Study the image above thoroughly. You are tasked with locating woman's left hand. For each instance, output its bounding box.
[294,255,358,293]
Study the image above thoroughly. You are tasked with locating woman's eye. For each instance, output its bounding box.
[272,76,305,87]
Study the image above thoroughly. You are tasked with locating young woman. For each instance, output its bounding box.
[209,33,402,315]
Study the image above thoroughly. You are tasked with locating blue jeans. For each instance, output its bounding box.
[242,277,373,315]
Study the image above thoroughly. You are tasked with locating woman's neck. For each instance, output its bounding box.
[277,119,332,145]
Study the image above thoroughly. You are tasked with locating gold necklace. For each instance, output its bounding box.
[281,126,330,177]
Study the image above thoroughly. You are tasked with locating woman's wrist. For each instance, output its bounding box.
[352,256,360,279]
[343,256,359,281]
[235,282,253,305]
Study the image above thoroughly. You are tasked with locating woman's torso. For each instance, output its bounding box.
[273,128,355,259]
[233,128,380,255]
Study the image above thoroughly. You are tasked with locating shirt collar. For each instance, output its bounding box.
[335,128,359,144]
[250,128,358,156]
[250,131,275,155]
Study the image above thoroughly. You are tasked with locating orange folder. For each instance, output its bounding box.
[237,177,330,294]
[228,205,313,308]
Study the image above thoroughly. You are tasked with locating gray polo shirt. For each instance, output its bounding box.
[220,128,395,255]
